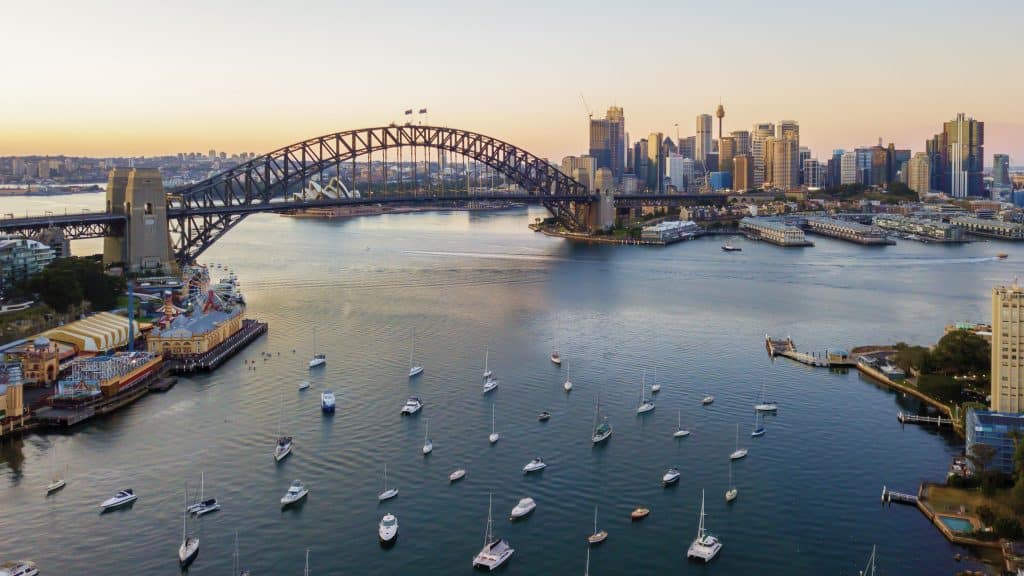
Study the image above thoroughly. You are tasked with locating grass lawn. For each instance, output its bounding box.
[928,484,1016,520]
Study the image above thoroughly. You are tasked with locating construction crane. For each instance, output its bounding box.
[579,92,593,121]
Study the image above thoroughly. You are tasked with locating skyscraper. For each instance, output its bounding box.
[732,155,752,191]
[992,283,1024,413]
[634,139,649,185]
[907,152,930,195]
[771,138,799,191]
[647,132,664,192]
[840,152,858,185]
[695,114,713,167]
[588,106,626,179]
[870,146,889,186]
[855,148,873,185]
[678,136,695,160]
[718,136,737,178]
[776,120,799,143]
[994,154,1011,187]
[798,147,811,185]
[928,113,985,198]
[750,123,775,188]
[730,130,751,156]
[803,158,826,189]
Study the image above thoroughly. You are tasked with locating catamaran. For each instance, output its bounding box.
[489,404,500,444]
[591,395,612,444]
[308,327,325,369]
[378,464,398,501]
[186,471,219,516]
[729,423,748,460]
[472,494,514,570]
[587,505,607,545]
[408,328,423,377]
[687,490,722,562]
[178,486,200,568]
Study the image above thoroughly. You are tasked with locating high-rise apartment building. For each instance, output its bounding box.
[665,154,694,192]
[589,106,626,179]
[771,138,800,191]
[695,114,713,167]
[798,147,811,185]
[732,155,752,191]
[718,136,737,177]
[994,154,1011,187]
[907,152,931,195]
[647,132,665,192]
[870,146,889,186]
[992,283,1024,413]
[751,123,775,188]
[927,113,985,198]
[855,148,873,185]
[730,130,751,156]
[678,136,695,160]
[840,152,858,185]
[634,139,649,185]
[776,120,799,143]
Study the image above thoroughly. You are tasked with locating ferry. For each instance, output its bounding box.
[721,243,742,252]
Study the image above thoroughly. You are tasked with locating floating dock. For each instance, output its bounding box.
[897,411,953,427]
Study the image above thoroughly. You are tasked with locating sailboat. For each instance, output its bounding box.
[751,411,766,437]
[860,545,877,576]
[726,459,738,502]
[308,327,325,369]
[303,548,311,576]
[408,328,423,377]
[472,494,514,570]
[687,490,722,562]
[754,381,777,412]
[234,532,250,576]
[591,395,612,444]
[585,545,591,576]
[674,409,691,438]
[482,347,493,379]
[636,369,654,414]
[378,464,398,501]
[45,444,66,494]
[650,367,660,393]
[729,423,748,460]
[587,505,608,544]
[274,385,292,462]
[422,419,433,455]
[489,404,500,444]
[178,485,200,567]
[563,360,573,392]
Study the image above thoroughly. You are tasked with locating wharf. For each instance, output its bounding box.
[35,368,157,429]
[856,362,963,437]
[898,411,953,427]
[881,485,918,505]
[166,319,267,373]
[765,335,848,367]
[148,376,178,392]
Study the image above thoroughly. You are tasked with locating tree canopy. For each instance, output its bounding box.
[25,257,124,313]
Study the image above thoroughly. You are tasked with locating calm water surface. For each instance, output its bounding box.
[3,194,1024,574]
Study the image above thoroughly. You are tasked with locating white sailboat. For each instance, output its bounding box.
[308,327,325,369]
[274,384,292,462]
[178,485,199,567]
[636,369,654,414]
[754,380,777,412]
[650,367,660,393]
[378,464,398,501]
[591,395,612,444]
[726,458,738,502]
[587,505,608,544]
[674,409,691,438]
[304,548,311,576]
[45,445,65,494]
[860,544,877,576]
[408,328,423,377]
[186,471,220,516]
[729,423,748,460]
[687,490,722,562]
[563,360,573,392]
[422,419,433,455]
[482,347,493,379]
[489,404,500,444]
[472,494,514,570]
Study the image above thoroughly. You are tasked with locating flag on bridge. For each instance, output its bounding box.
[419,108,428,114]
[404,109,413,115]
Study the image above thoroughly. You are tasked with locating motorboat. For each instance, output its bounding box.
[587,506,607,545]
[280,480,308,508]
[274,436,293,462]
[472,494,514,570]
[522,457,547,473]
[550,350,561,365]
[538,411,551,422]
[408,328,423,378]
[401,397,423,415]
[674,410,691,438]
[298,380,311,391]
[630,507,650,521]
[449,468,466,483]
[46,477,66,495]
[721,243,742,252]
[483,378,499,394]
[997,253,1009,259]
[100,488,137,511]
[702,395,715,405]
[482,347,493,380]
[509,497,536,520]
[729,424,748,460]
[563,360,573,392]
[321,390,336,413]
[379,464,398,501]
[178,488,200,568]
[489,405,500,444]
[422,420,433,455]
[379,513,399,546]
[662,467,681,485]
[0,561,38,576]
[687,490,722,562]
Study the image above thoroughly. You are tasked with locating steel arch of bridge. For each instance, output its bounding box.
[168,125,593,263]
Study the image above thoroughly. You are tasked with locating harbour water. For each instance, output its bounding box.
[3,195,1023,574]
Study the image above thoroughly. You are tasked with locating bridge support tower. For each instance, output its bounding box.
[103,168,173,274]
[583,189,616,232]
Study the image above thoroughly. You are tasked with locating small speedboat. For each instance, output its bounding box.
[538,411,551,421]
[298,380,311,391]
[308,353,326,369]
[630,507,650,521]
[400,397,423,415]
[46,478,66,494]
[522,457,547,473]
[483,378,499,394]
[0,561,39,576]
[550,351,561,365]
[662,467,681,485]
[191,498,220,516]
[280,480,308,508]
[274,436,293,462]
[449,469,466,483]
[321,390,336,413]
[379,513,399,546]
[100,488,137,511]
[510,497,536,520]
[702,395,715,405]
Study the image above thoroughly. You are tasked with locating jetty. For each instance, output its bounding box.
[881,485,918,505]
[897,411,953,427]
[765,335,849,367]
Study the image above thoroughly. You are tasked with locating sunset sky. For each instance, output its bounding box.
[3,0,1021,164]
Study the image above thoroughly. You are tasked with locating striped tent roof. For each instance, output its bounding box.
[42,312,139,353]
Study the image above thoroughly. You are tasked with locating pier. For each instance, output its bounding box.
[881,485,919,505]
[764,335,832,367]
[166,319,268,373]
[898,411,953,427]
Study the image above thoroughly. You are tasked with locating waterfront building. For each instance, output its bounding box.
[771,138,799,191]
[966,409,1024,474]
[907,152,931,195]
[147,268,246,358]
[733,155,752,191]
[951,217,1024,240]
[751,123,775,188]
[54,351,160,402]
[16,337,64,386]
[695,114,713,166]
[647,132,664,192]
[872,215,965,242]
[927,113,985,198]
[0,235,55,294]
[640,220,702,243]
[739,217,812,246]
[804,217,894,245]
[0,363,25,434]
[992,283,1024,413]
[41,311,140,355]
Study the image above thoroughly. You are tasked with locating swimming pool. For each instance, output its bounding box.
[938,516,974,533]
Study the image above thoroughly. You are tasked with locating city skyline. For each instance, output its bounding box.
[2,0,1022,162]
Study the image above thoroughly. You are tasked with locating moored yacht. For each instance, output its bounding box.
[422,420,433,455]
[378,464,398,501]
[0,561,39,576]
[100,488,137,511]
[408,328,423,377]
[280,480,308,508]
[729,424,748,460]
[509,497,536,520]
[721,243,742,252]
[274,436,293,462]
[687,490,722,562]
[449,468,467,483]
[473,494,514,571]
[522,457,547,473]
[178,487,200,568]
[662,467,681,485]
[379,513,399,546]
[674,409,691,438]
[483,377,498,394]
[321,390,336,413]
[587,506,608,545]
[401,397,423,415]
[591,396,612,444]
[550,350,561,365]
[702,395,715,405]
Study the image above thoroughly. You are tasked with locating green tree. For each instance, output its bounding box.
[892,342,935,374]
[977,505,996,527]
[29,269,82,313]
[932,331,990,378]
[994,517,1024,539]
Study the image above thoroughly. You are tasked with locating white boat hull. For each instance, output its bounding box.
[730,449,748,460]
[423,442,433,455]
[563,381,572,392]
[281,490,308,508]
[179,538,200,567]
[449,469,466,482]
[674,430,691,438]
[409,366,423,378]
[755,404,778,412]
[379,488,399,501]
[483,380,498,393]
[308,358,326,369]
[46,479,66,494]
[489,433,499,444]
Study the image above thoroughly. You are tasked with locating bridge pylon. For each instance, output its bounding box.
[102,168,173,274]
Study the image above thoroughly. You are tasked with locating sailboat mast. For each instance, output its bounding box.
[484,493,494,546]
[304,548,310,576]
[491,405,495,434]
[182,484,188,542]
[697,489,706,539]
[585,546,590,576]
[593,506,598,533]
[409,329,415,368]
